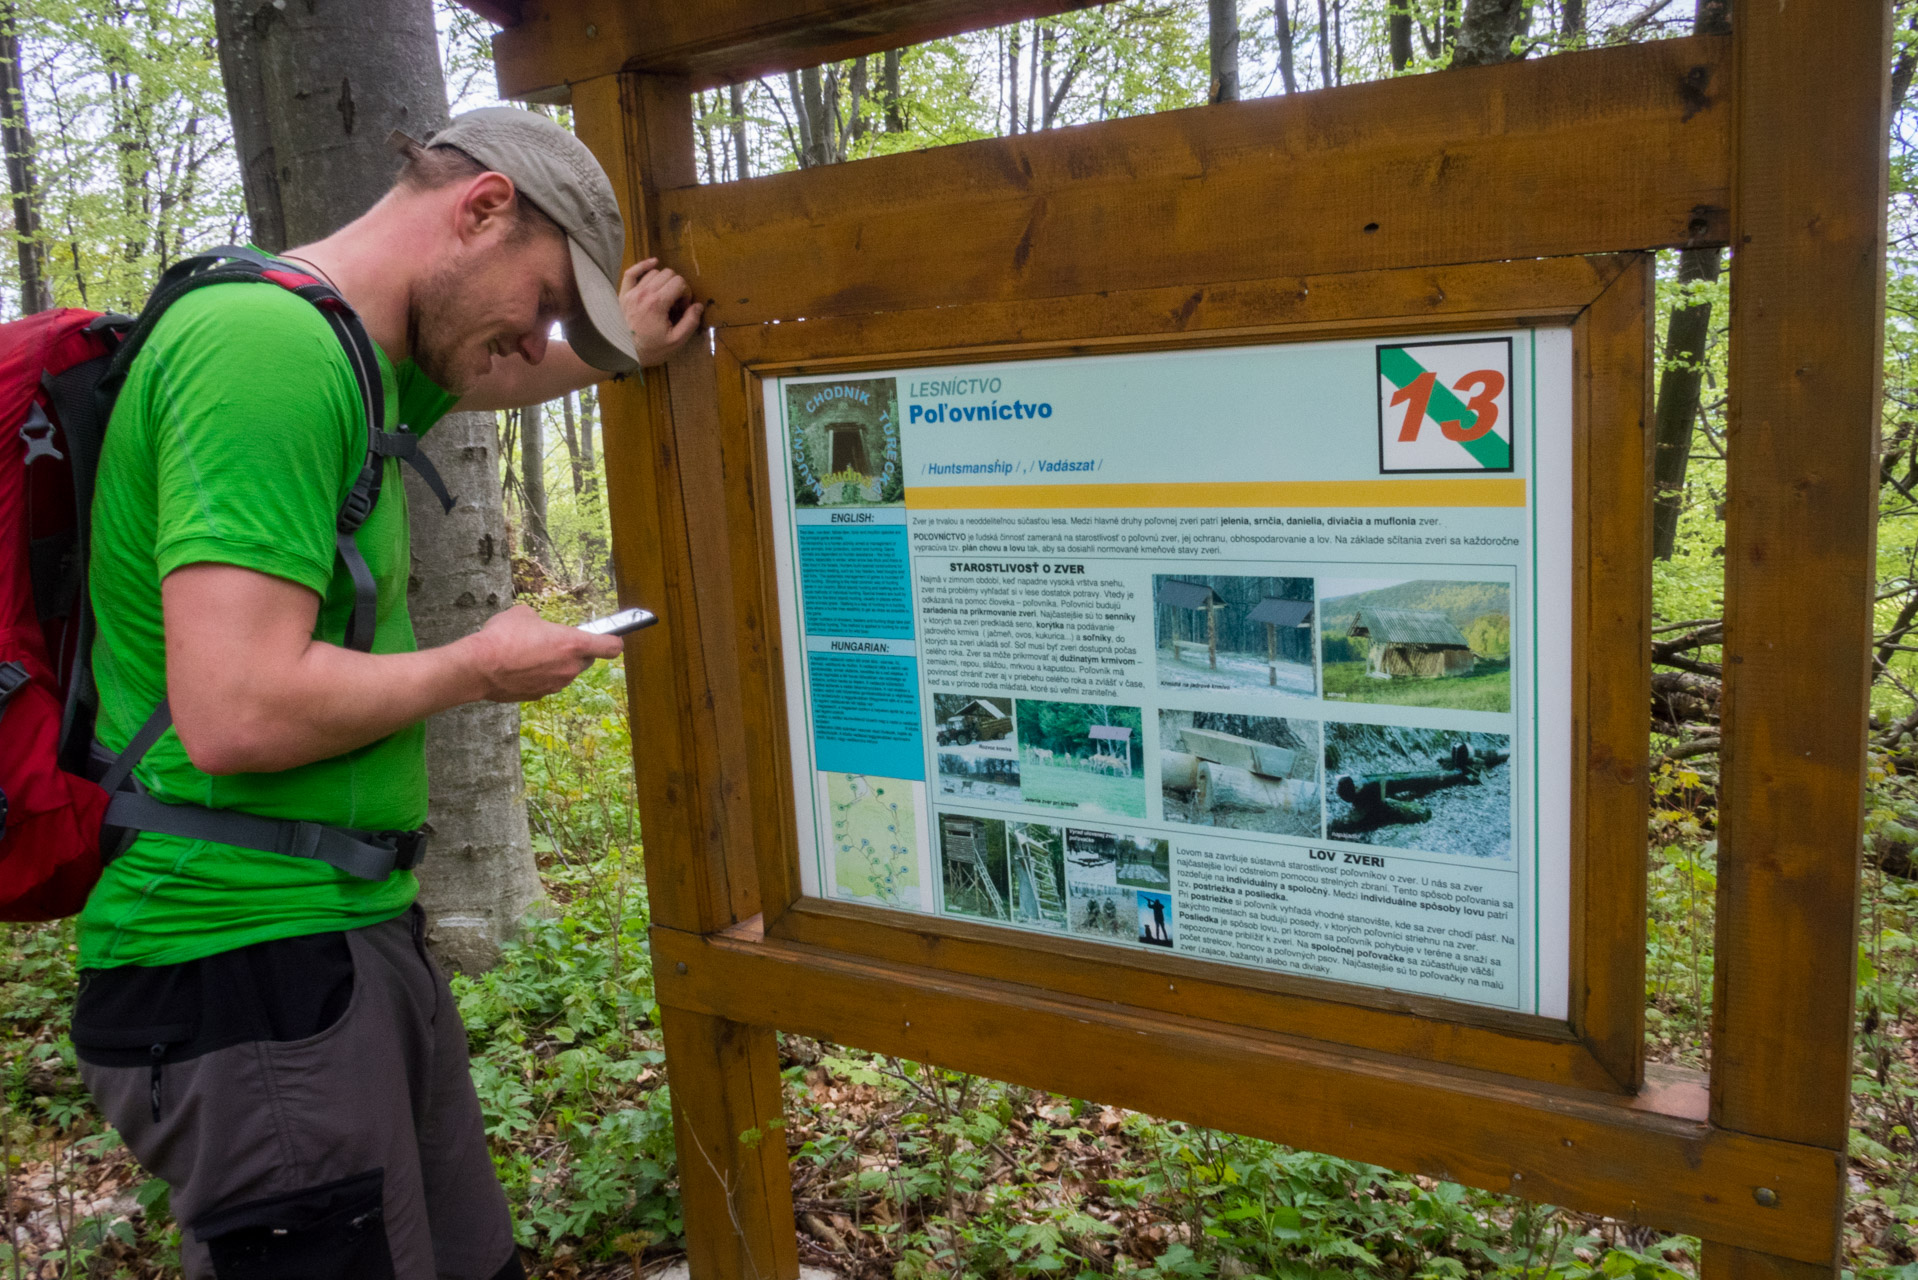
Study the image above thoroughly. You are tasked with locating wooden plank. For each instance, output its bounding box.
[1702,1245,1835,1280]
[661,1005,801,1280]
[1710,0,1889,1171]
[721,253,1632,369]
[711,336,807,924]
[776,897,1631,1091]
[653,926,1843,1262]
[657,36,1729,327]
[572,75,737,934]
[1571,257,1654,1092]
[494,0,1103,99]
[580,74,802,1280]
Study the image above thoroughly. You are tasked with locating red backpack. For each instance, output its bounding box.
[0,246,454,922]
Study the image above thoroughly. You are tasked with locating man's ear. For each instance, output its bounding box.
[453,171,518,244]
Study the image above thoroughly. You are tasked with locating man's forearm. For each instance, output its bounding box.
[177,637,487,776]
[162,564,617,777]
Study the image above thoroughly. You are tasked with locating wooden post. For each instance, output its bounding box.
[1709,1,1889,1277]
[572,71,801,1280]
[1207,602,1219,668]
[1266,621,1277,686]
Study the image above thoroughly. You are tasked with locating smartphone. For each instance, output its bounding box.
[578,607,659,637]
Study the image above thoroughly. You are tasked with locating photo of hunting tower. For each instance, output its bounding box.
[786,376,904,507]
[937,813,1010,921]
[1009,823,1068,927]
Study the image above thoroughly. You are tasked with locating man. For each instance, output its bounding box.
[68,108,701,1279]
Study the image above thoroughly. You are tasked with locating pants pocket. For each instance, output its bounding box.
[195,1169,393,1280]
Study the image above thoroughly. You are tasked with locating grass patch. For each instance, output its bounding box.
[1322,658,1513,712]
[1019,763,1148,819]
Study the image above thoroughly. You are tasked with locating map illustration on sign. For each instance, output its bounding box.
[1377,338,1514,473]
[826,771,921,907]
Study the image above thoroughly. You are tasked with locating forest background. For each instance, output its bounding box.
[4,0,1917,1276]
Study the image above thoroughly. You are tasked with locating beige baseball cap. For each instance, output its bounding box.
[396,107,640,374]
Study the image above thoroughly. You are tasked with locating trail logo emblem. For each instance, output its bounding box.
[1376,338,1514,474]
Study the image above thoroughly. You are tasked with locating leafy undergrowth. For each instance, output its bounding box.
[9,663,1918,1276]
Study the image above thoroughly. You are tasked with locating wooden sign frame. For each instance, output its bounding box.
[718,251,1653,1096]
[491,4,1890,1278]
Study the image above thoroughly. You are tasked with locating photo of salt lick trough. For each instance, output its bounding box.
[934,692,1021,802]
[1322,725,1513,858]
[1159,710,1322,837]
[1154,574,1317,698]
[1318,578,1512,712]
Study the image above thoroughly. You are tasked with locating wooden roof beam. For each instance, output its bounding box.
[492,0,1105,102]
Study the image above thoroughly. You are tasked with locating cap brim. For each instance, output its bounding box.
[564,237,641,375]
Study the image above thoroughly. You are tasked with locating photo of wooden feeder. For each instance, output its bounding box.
[1247,596,1315,687]
[1155,578,1226,667]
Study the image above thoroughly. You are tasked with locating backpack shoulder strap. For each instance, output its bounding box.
[102,245,455,653]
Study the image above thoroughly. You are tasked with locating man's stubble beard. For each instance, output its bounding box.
[407,257,481,394]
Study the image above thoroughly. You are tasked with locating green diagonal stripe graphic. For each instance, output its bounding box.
[1380,347,1510,469]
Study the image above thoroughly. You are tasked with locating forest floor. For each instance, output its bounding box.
[9,657,1918,1278]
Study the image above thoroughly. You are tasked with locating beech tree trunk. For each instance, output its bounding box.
[728,82,750,178]
[1651,247,1723,558]
[1314,0,1333,89]
[1647,0,1732,559]
[883,48,905,131]
[213,0,541,972]
[1561,0,1584,40]
[1007,23,1021,133]
[520,399,551,570]
[560,392,583,496]
[797,66,830,167]
[1388,2,1415,70]
[1208,0,1240,103]
[0,1,49,314]
[1452,0,1529,67]
[1275,1,1299,93]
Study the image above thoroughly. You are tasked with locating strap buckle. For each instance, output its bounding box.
[380,828,428,871]
[19,402,63,464]
[0,661,29,710]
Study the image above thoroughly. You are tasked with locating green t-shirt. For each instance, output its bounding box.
[79,279,458,969]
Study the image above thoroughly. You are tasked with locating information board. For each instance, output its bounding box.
[765,330,1572,1017]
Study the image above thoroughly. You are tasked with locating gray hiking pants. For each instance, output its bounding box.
[76,909,519,1280]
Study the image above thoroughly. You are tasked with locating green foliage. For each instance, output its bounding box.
[1465,612,1512,659]
[1016,699,1145,765]
[790,1055,1699,1280]
[5,0,242,316]
[454,641,681,1262]
[1322,658,1513,711]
